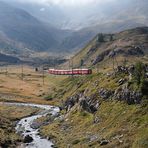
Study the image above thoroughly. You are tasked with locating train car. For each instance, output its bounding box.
[48,69,92,75]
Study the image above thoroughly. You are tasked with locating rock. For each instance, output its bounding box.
[89,135,98,142]
[58,115,65,122]
[118,78,126,85]
[94,116,100,124]
[99,139,109,146]
[93,50,111,65]
[30,122,41,129]
[116,66,128,74]
[64,93,99,114]
[113,134,124,143]
[23,135,33,143]
[65,94,80,112]
[114,86,142,104]
[127,46,144,56]
[99,88,113,99]
[80,97,98,113]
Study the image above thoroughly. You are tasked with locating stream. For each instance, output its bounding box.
[4,103,60,148]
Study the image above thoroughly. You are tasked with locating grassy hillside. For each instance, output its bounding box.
[40,61,148,147]
[40,27,148,147]
[62,27,148,70]
[0,27,147,148]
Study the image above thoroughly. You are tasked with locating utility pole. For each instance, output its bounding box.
[5,66,8,76]
[80,59,84,75]
[71,58,73,77]
[42,66,45,86]
[69,59,71,70]
[21,64,24,80]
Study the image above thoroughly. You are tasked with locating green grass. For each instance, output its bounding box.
[40,100,148,148]
[41,68,148,148]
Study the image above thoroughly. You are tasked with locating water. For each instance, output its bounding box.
[5,103,59,148]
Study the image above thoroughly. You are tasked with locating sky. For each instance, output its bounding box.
[8,0,116,6]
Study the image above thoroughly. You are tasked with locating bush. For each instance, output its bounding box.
[132,62,147,92]
[133,62,145,85]
[141,80,148,96]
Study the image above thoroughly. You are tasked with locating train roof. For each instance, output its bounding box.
[49,69,91,71]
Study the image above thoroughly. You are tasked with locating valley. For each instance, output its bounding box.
[0,27,148,147]
[0,0,148,147]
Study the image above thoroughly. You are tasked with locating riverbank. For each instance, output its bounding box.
[0,103,40,147]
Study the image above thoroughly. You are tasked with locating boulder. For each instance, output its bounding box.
[23,135,33,143]
[30,122,41,129]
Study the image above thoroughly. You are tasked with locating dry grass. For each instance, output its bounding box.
[0,65,67,105]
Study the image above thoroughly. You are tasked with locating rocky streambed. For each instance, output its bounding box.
[4,103,59,148]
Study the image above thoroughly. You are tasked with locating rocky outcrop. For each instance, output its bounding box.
[63,64,147,114]
[98,86,142,105]
[92,44,144,65]
[127,46,144,56]
[79,96,99,113]
[93,50,111,65]
[64,85,142,114]
[114,87,142,104]
[99,88,114,99]
[64,93,99,114]
[116,66,129,74]
[65,94,80,112]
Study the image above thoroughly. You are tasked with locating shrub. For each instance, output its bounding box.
[132,62,146,91]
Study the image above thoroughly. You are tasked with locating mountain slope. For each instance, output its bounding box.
[8,0,148,30]
[0,0,148,56]
[0,1,58,53]
[3,0,148,54]
[64,27,148,69]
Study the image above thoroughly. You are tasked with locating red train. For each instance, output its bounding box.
[48,69,92,75]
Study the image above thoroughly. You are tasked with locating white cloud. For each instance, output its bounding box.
[40,8,45,11]
[11,0,116,6]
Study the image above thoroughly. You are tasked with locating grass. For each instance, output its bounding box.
[39,68,148,148]
[40,100,148,148]
[0,63,147,148]
[0,65,68,105]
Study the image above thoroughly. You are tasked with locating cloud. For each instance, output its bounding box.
[40,8,45,11]
[10,0,117,6]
